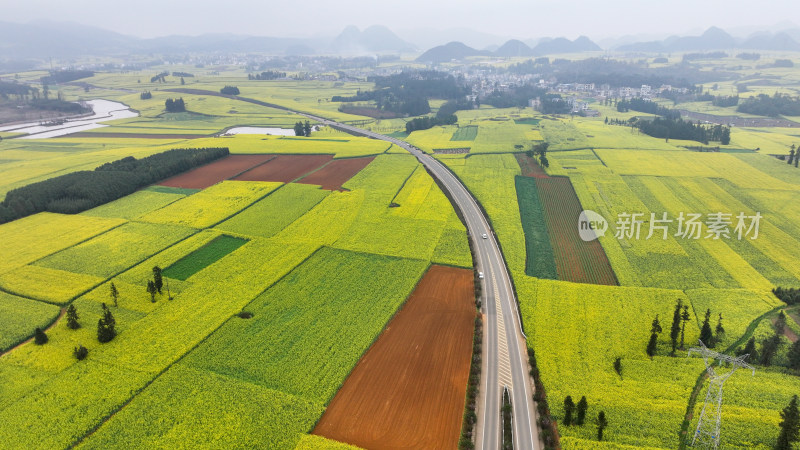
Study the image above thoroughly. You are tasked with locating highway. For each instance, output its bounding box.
[314,119,540,450]
[162,88,540,449]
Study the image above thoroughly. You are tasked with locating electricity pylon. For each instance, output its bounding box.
[687,340,755,449]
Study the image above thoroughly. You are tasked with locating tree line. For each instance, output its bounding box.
[617,98,680,119]
[0,147,229,223]
[333,70,469,118]
[40,70,94,85]
[248,71,286,80]
[634,116,730,145]
[151,72,169,83]
[293,121,312,137]
[165,98,186,112]
[220,86,240,95]
[738,93,800,117]
[171,71,194,77]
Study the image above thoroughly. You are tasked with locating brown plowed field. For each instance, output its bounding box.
[536,176,618,285]
[233,154,333,183]
[515,153,549,178]
[297,156,375,190]
[157,154,275,189]
[313,265,475,450]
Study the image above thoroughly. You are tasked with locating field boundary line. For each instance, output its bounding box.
[69,244,327,448]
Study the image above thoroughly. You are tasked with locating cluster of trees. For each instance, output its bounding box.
[738,93,800,117]
[220,86,240,95]
[775,59,795,68]
[0,81,35,98]
[562,396,607,441]
[616,98,680,119]
[785,145,800,168]
[333,70,468,117]
[29,99,88,114]
[735,311,800,369]
[40,70,93,85]
[778,395,800,449]
[404,114,457,133]
[165,98,186,112]
[774,287,800,304]
[634,117,730,145]
[171,71,194,77]
[293,121,312,137]
[711,95,739,107]
[737,52,761,61]
[526,142,549,167]
[510,57,707,89]
[31,301,117,361]
[646,300,725,357]
[483,84,545,109]
[150,72,168,83]
[140,91,152,100]
[248,71,286,80]
[146,266,171,302]
[682,51,727,61]
[0,147,229,223]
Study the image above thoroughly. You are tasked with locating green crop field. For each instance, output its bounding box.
[182,247,428,404]
[0,292,61,352]
[215,183,330,238]
[162,235,248,281]
[451,125,478,141]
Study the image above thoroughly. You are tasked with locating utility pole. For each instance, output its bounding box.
[687,340,755,449]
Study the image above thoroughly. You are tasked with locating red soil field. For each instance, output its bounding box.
[514,153,549,178]
[158,154,275,189]
[297,156,375,190]
[232,154,333,183]
[313,265,475,450]
[536,177,618,285]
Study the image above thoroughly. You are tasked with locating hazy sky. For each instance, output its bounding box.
[3,0,797,40]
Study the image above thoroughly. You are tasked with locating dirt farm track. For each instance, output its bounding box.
[313,265,475,449]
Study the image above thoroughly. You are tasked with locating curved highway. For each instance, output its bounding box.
[317,119,539,450]
[163,88,539,449]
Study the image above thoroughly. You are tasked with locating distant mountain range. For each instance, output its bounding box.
[0,22,416,59]
[617,26,800,52]
[416,36,601,63]
[1,21,800,63]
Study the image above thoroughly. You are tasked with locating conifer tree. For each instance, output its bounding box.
[576,396,588,425]
[66,304,80,330]
[777,395,800,449]
[110,282,119,307]
[97,302,117,343]
[563,395,575,426]
[670,299,682,355]
[680,305,690,349]
[152,266,163,294]
[700,309,714,346]
[33,327,48,345]
[787,339,800,371]
[597,411,608,441]
[147,280,157,303]
[715,313,725,338]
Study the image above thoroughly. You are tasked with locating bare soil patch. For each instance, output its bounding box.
[233,154,333,183]
[313,265,474,450]
[297,157,375,190]
[158,154,274,189]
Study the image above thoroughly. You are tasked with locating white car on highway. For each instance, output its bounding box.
[481,233,488,239]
